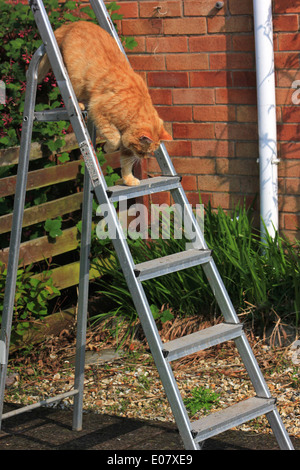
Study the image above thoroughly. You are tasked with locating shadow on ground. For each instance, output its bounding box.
[0,404,299,451]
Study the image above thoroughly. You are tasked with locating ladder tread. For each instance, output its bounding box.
[107,175,181,202]
[162,322,243,362]
[191,396,276,442]
[34,107,87,121]
[134,248,211,281]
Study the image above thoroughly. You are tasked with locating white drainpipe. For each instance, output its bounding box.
[253,0,279,239]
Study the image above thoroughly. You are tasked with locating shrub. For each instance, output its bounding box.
[92,201,300,333]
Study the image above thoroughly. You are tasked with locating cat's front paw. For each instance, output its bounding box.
[123,175,140,186]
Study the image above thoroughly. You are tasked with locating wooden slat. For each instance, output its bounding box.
[0,192,83,234]
[0,160,82,198]
[0,133,82,167]
[33,255,114,290]
[0,226,79,266]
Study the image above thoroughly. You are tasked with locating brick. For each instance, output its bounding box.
[232,71,256,87]
[194,105,236,122]
[207,16,252,33]
[209,52,254,70]
[181,175,197,191]
[122,18,163,35]
[216,157,258,175]
[232,34,255,51]
[192,140,235,158]
[281,142,300,159]
[215,123,258,140]
[190,71,233,87]
[150,192,171,205]
[166,53,209,71]
[172,157,215,174]
[279,195,299,212]
[216,88,257,104]
[173,88,215,105]
[164,140,192,156]
[235,142,258,158]
[197,174,240,192]
[149,89,172,105]
[236,105,257,122]
[189,35,229,52]
[146,37,188,53]
[273,15,299,32]
[284,214,300,230]
[274,0,300,14]
[281,106,300,123]
[228,0,253,15]
[276,88,295,105]
[124,36,145,53]
[139,1,182,18]
[148,72,188,87]
[155,106,192,122]
[277,123,300,141]
[164,18,206,35]
[275,52,300,69]
[212,192,231,209]
[278,160,300,178]
[116,2,138,18]
[285,177,300,193]
[276,69,298,87]
[147,156,160,173]
[173,123,214,139]
[278,33,300,51]
[186,191,206,206]
[184,0,225,16]
[128,55,165,71]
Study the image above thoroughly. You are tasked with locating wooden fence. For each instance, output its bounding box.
[0,132,121,293]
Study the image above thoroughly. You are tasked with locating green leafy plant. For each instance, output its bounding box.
[0,261,60,343]
[44,217,63,238]
[92,200,300,337]
[184,386,220,416]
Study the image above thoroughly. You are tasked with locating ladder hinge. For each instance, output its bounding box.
[0,341,6,365]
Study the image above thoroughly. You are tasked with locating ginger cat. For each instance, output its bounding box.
[38,21,172,186]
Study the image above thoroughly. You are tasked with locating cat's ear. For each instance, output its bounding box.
[139,134,153,144]
[160,128,172,141]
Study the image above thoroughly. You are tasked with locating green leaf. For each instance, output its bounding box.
[58,152,70,163]
[44,218,63,238]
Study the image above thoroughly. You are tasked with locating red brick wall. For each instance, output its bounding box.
[108,0,300,240]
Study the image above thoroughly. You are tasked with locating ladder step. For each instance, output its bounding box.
[34,108,87,121]
[107,175,181,202]
[162,322,243,362]
[191,397,276,443]
[134,248,211,281]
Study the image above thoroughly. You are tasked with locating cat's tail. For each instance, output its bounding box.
[37,53,51,84]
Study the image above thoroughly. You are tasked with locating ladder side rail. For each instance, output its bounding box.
[93,182,198,449]
[29,0,103,189]
[72,120,96,431]
[90,0,127,55]
[0,46,45,427]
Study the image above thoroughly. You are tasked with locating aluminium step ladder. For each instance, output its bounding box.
[0,0,294,450]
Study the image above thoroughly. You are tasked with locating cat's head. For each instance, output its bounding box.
[122,121,172,158]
